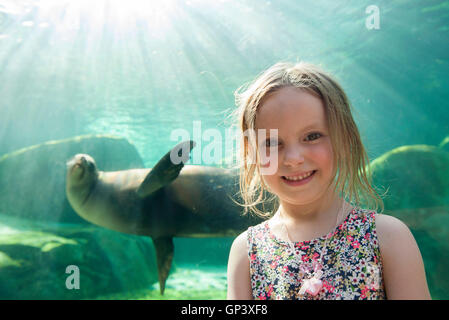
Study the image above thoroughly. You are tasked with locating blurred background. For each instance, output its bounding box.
[0,0,448,299]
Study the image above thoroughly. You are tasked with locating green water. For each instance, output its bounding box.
[0,0,448,299]
[95,265,228,300]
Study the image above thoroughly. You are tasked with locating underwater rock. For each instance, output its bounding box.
[415,210,449,300]
[370,144,449,210]
[0,214,158,299]
[369,145,449,299]
[0,134,144,224]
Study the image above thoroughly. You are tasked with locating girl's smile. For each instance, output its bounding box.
[281,169,317,186]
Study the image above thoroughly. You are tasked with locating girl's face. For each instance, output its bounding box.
[255,86,335,206]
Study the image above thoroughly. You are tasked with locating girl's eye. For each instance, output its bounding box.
[265,139,279,147]
[264,133,322,147]
[305,132,322,141]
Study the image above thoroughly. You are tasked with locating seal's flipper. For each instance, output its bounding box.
[152,236,174,295]
[137,140,196,198]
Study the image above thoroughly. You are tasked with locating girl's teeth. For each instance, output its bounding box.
[284,171,314,181]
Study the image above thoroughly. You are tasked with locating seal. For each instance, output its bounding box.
[66,140,266,294]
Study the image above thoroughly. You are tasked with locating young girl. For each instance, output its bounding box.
[226,61,431,300]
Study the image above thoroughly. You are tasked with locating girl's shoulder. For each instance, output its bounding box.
[227,230,253,299]
[232,216,271,249]
[354,209,409,238]
[230,228,256,260]
[374,213,418,258]
[371,212,431,299]
[375,213,410,238]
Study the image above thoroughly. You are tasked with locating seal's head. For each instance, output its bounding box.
[66,154,99,186]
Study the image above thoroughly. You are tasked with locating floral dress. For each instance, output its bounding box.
[247,207,386,300]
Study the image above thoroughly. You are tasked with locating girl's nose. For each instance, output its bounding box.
[283,146,305,167]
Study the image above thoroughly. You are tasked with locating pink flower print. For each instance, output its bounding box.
[322,281,334,293]
[250,253,257,261]
[312,252,320,260]
[352,240,360,249]
[267,284,274,297]
[270,261,278,268]
[360,287,368,299]
[301,255,309,263]
[259,293,266,300]
[346,235,353,242]
[283,266,289,273]
[369,281,380,290]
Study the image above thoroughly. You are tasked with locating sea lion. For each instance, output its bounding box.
[65,140,266,294]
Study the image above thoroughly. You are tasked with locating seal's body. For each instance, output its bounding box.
[65,141,266,294]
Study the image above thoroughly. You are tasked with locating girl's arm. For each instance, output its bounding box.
[376,213,432,299]
[227,231,253,300]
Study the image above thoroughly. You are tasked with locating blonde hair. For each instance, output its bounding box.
[230,61,384,218]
